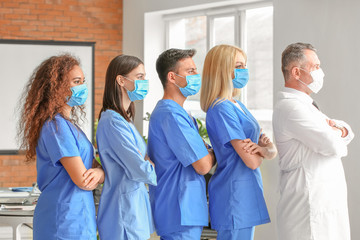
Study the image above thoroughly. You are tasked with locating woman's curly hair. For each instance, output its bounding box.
[18,54,85,162]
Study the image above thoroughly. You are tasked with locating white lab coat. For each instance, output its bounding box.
[273,87,354,240]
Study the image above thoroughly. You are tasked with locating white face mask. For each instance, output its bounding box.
[298,68,325,94]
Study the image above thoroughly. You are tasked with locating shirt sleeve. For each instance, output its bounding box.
[284,103,348,157]
[162,112,209,167]
[209,103,247,147]
[99,115,157,186]
[41,117,80,166]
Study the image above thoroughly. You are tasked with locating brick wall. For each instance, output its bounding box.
[0,0,123,187]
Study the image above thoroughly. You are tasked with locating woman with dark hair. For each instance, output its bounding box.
[96,55,157,240]
[18,54,104,240]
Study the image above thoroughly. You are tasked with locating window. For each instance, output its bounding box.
[245,6,273,138]
[165,4,274,137]
[213,16,235,46]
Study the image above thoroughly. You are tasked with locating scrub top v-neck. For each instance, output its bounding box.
[206,99,270,230]
[96,109,157,240]
[148,99,209,236]
[34,114,96,240]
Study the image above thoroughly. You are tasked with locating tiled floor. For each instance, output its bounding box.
[150,230,217,240]
[0,225,216,240]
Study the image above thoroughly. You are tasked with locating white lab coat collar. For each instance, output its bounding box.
[278,87,314,105]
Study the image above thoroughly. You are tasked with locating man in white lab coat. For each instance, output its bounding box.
[273,42,354,240]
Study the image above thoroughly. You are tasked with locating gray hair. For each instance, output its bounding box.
[281,42,316,80]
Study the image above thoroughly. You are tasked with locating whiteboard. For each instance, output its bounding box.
[0,40,95,154]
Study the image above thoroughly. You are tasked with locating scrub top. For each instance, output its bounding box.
[148,99,209,236]
[96,110,157,240]
[33,114,96,240]
[206,99,270,230]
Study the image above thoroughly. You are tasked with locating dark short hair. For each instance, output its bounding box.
[99,54,143,122]
[156,48,196,89]
[281,42,316,80]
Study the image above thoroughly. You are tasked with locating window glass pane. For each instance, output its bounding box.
[213,16,235,46]
[245,6,273,137]
[168,16,206,103]
[246,6,273,110]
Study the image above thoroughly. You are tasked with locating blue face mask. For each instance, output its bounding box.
[175,73,201,97]
[125,78,149,101]
[232,68,249,88]
[67,84,88,107]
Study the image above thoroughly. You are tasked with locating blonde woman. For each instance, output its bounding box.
[200,44,277,240]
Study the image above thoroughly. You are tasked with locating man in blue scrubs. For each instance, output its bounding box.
[148,48,216,239]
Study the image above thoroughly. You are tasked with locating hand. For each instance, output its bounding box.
[326,119,348,137]
[258,132,271,147]
[202,139,212,149]
[145,154,155,168]
[242,139,268,158]
[326,119,337,129]
[83,168,105,190]
[207,147,216,166]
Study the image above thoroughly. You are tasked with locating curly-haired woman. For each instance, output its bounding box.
[18,54,104,240]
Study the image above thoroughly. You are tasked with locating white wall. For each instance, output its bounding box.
[123,0,360,239]
[274,0,360,239]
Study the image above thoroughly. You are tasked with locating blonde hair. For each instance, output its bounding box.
[200,44,247,112]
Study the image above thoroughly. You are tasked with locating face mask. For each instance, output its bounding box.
[298,68,325,94]
[125,78,149,101]
[67,84,88,107]
[175,73,201,97]
[232,68,249,88]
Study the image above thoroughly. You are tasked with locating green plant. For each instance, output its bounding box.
[143,112,151,121]
[142,112,151,144]
[196,118,210,144]
[93,118,101,165]
[93,118,99,146]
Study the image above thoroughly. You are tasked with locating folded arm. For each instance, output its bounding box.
[231,139,264,170]
[60,156,104,191]
[192,148,216,175]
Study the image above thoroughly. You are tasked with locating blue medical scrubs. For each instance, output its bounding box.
[96,110,157,240]
[148,99,209,238]
[206,99,270,239]
[33,114,96,240]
